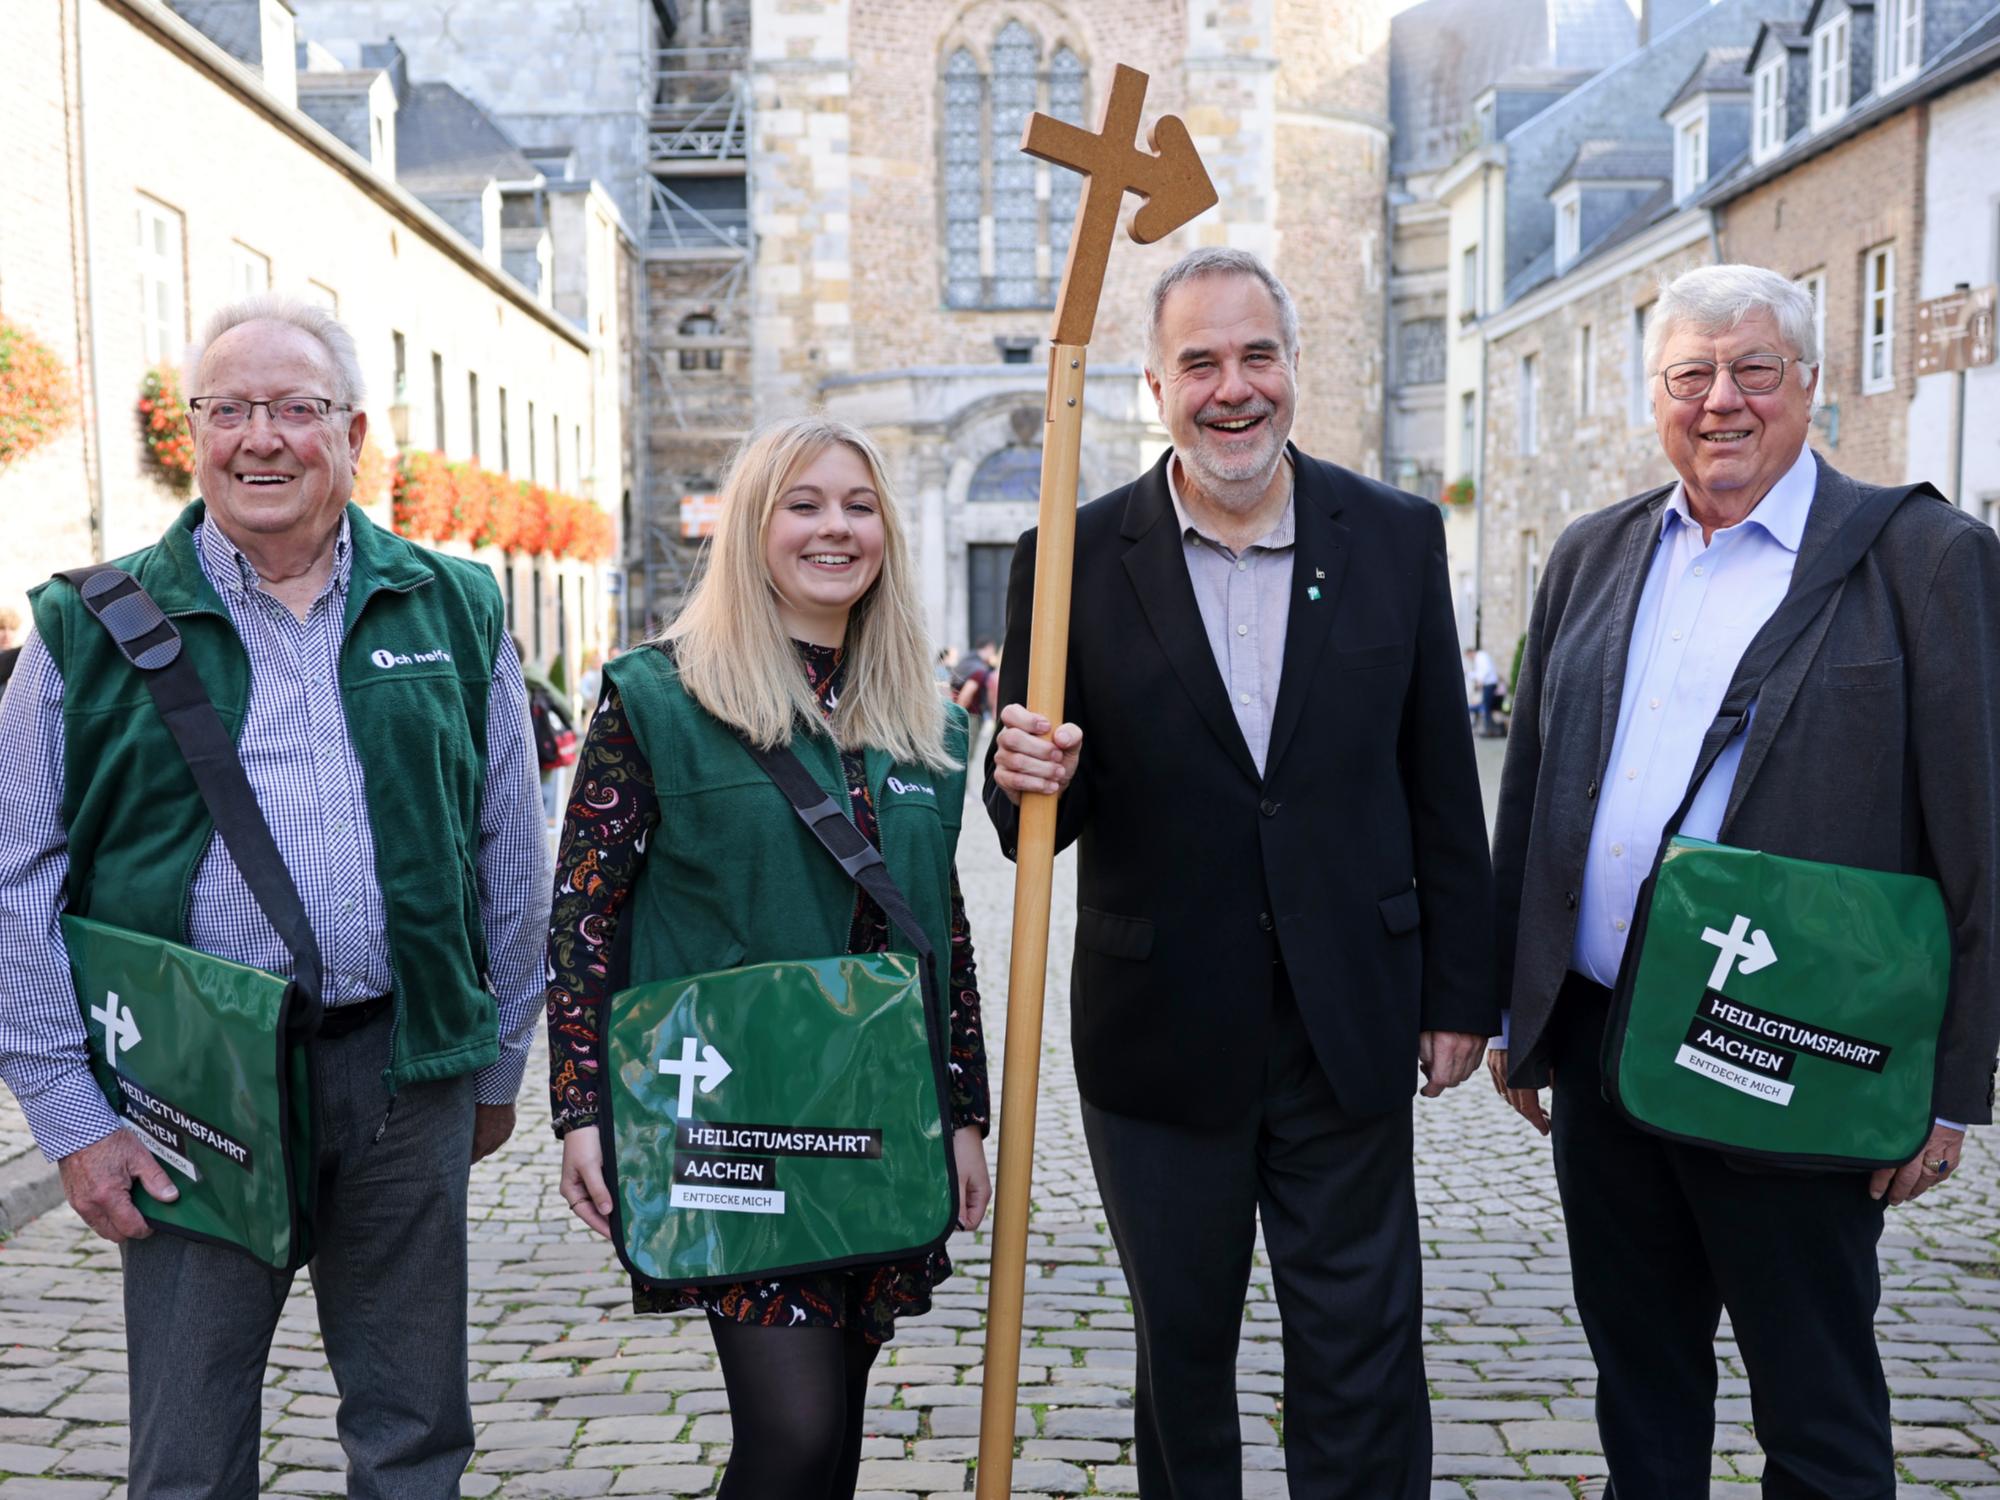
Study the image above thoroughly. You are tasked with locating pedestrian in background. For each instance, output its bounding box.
[0,295,547,1497]
[546,415,991,1500]
[1489,263,2000,1495]
[988,247,1494,1498]
[1463,644,1503,736]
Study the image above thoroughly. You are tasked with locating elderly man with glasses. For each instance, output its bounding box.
[0,296,549,1497]
[1487,262,2000,1493]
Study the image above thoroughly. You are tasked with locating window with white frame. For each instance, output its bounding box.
[229,242,270,300]
[1555,190,1582,270]
[1630,302,1654,426]
[1876,0,1922,93]
[1753,54,1788,161]
[1798,269,1827,367]
[1576,322,1597,417]
[306,280,338,315]
[1523,530,1543,614]
[1459,390,1476,476]
[1811,12,1850,131]
[1862,244,1895,394]
[1460,244,1480,318]
[136,197,185,367]
[1674,109,1709,201]
[1519,353,1539,457]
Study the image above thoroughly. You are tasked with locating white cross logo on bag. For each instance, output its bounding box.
[658,1037,734,1117]
[1699,913,1779,991]
[91,991,143,1069]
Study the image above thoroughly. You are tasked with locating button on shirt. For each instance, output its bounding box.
[1572,441,1817,987]
[0,518,552,1158]
[1167,455,1295,776]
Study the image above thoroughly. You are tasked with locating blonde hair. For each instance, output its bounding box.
[660,416,956,770]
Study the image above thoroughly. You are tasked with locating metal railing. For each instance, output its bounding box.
[646,180,750,253]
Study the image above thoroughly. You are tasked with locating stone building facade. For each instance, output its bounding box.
[1715,108,1926,485]
[754,0,1396,648]
[1477,220,1711,656]
[1,0,621,679]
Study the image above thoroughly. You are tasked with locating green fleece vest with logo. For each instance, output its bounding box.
[30,500,506,1091]
[601,647,966,991]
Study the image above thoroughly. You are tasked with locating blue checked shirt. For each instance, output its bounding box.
[0,516,551,1160]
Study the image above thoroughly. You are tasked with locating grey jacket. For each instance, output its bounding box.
[1493,452,2000,1123]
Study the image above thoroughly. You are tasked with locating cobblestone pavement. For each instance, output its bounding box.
[6,742,2000,1497]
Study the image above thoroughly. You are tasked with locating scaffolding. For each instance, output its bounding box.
[639,39,754,630]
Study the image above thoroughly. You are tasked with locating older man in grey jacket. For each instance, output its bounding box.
[1488,263,2000,1497]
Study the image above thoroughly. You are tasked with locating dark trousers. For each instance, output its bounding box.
[1080,974,1428,1500]
[1549,974,1893,1500]
[124,1008,478,1500]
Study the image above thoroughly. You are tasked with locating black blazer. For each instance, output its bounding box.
[1493,453,2000,1123]
[984,446,1496,1127]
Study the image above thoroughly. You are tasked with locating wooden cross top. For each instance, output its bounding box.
[1021,64,1217,346]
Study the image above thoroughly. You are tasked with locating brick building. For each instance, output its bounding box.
[1709,0,2000,494]
[0,0,632,682]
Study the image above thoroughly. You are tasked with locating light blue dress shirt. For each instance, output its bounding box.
[1571,440,1816,987]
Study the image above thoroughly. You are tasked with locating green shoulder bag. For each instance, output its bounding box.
[1602,483,1953,1169]
[597,733,958,1288]
[58,567,323,1270]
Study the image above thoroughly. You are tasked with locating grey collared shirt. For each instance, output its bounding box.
[1167,455,1296,775]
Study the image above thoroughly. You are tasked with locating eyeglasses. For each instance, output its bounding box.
[187,396,351,429]
[1658,355,1795,401]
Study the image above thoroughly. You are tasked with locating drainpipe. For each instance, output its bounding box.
[63,0,106,559]
[1472,158,1494,649]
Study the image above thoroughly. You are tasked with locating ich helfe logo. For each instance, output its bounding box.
[370,647,455,669]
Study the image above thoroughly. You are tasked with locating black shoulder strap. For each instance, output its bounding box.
[733,733,937,971]
[57,566,324,1020]
[1660,481,1941,842]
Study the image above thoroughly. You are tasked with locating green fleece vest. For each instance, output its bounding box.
[31,500,506,1091]
[601,647,966,990]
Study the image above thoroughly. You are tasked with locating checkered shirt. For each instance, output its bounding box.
[0,517,550,1160]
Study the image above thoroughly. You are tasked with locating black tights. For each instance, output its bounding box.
[709,1313,883,1500]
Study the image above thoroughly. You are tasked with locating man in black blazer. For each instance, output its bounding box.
[1490,264,2000,1495]
[986,248,1496,1498]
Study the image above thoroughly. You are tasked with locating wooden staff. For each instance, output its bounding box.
[975,64,1215,1500]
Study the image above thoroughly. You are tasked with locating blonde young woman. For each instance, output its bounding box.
[545,416,991,1500]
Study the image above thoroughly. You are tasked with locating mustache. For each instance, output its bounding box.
[1195,402,1275,427]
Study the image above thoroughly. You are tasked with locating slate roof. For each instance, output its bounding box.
[1666,45,1755,110]
[1389,0,1638,174]
[1746,20,1809,69]
[1552,137,1675,187]
[393,81,538,193]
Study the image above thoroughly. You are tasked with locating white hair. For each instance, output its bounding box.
[1145,247,1300,374]
[193,294,366,406]
[1643,264,1819,391]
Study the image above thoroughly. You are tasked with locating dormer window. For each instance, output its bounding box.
[1554,186,1582,271]
[1671,105,1709,201]
[1876,0,1922,93]
[1810,11,1850,132]
[1753,54,1788,161]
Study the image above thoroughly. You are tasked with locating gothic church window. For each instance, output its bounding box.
[941,27,1089,310]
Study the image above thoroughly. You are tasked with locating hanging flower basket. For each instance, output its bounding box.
[138,367,195,490]
[390,452,611,561]
[1442,475,1476,508]
[0,318,77,468]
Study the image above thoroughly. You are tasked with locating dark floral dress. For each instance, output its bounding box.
[545,642,989,1343]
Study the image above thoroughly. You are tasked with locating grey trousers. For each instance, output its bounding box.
[122,1009,478,1500]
